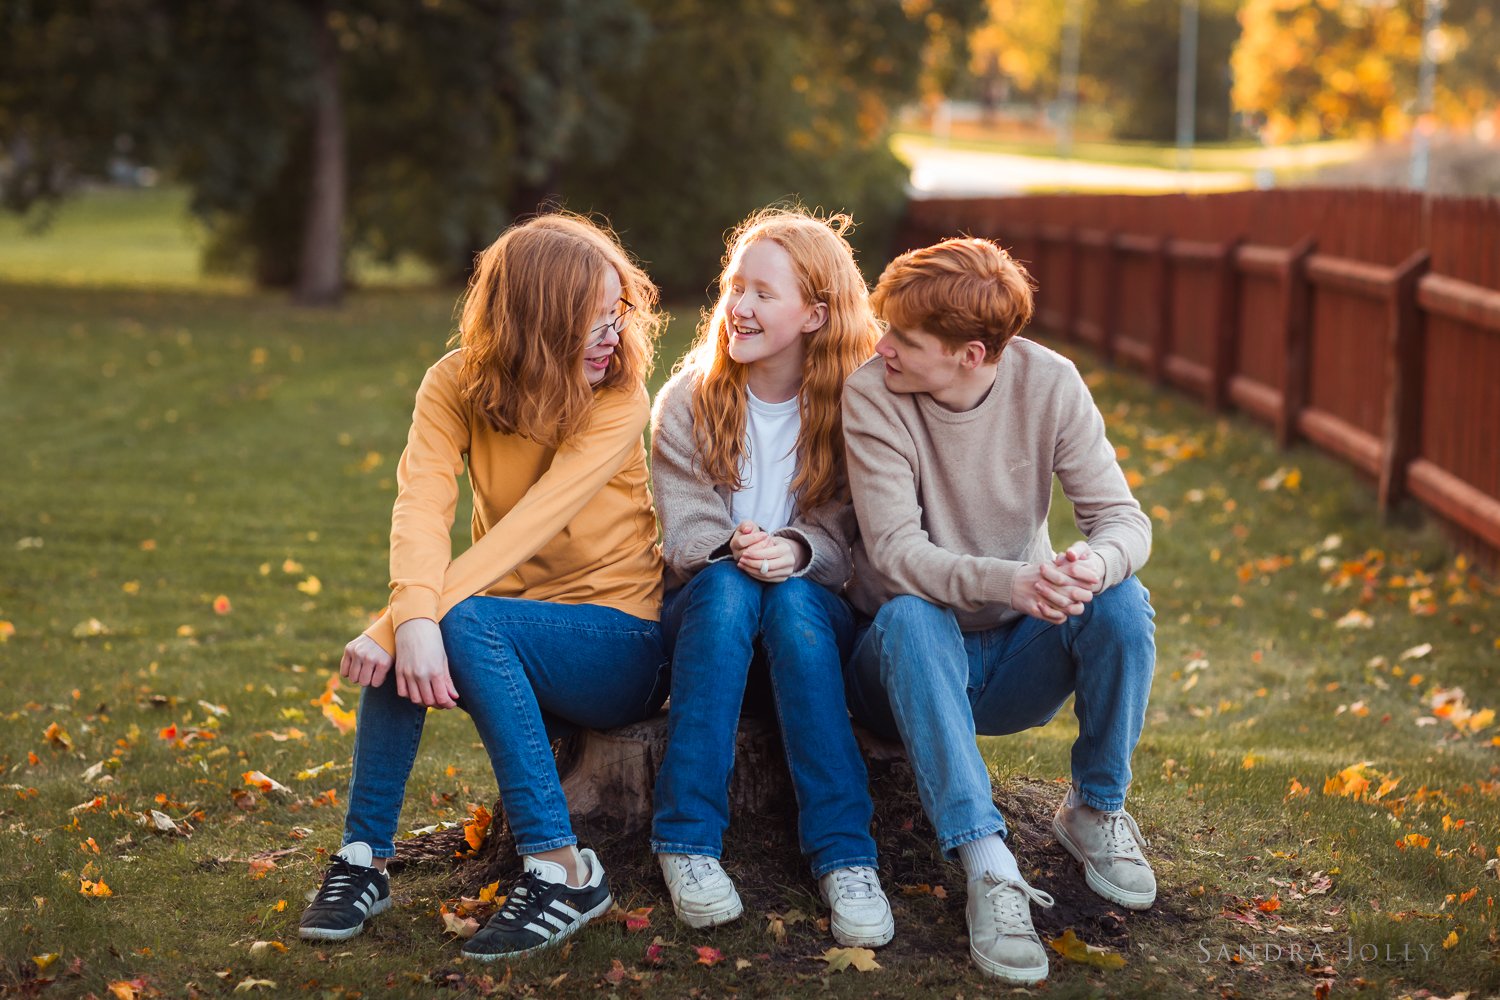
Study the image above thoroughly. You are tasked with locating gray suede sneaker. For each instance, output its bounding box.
[1052,789,1156,910]
[966,873,1055,984]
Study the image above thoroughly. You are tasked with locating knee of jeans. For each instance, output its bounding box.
[875,594,952,640]
[761,577,824,627]
[438,596,487,647]
[1081,576,1156,648]
[686,560,762,619]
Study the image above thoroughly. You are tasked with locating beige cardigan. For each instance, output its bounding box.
[650,368,857,593]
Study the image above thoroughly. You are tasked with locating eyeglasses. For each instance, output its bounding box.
[586,298,635,346]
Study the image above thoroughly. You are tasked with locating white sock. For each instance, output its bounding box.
[524,846,586,888]
[957,834,1021,883]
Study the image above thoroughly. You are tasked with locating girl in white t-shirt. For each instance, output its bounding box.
[647,208,893,947]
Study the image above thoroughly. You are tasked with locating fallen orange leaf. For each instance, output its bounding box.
[79,878,112,898]
[1049,928,1125,969]
[241,770,290,795]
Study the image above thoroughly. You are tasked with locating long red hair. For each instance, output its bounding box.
[455,213,662,445]
[676,207,878,511]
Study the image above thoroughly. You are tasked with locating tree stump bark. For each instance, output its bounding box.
[394,721,1158,955]
[394,713,911,889]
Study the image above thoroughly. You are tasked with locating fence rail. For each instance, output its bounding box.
[895,189,1500,560]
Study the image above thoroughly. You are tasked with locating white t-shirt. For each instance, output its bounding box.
[729,388,800,532]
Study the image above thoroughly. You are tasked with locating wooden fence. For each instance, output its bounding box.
[896,189,1500,560]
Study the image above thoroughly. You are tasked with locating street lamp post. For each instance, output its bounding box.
[1410,0,1443,191]
[1176,0,1199,177]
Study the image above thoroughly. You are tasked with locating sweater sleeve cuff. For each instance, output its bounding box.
[364,610,396,655]
[389,584,441,631]
[981,559,1022,610]
[1097,545,1127,592]
[774,526,816,578]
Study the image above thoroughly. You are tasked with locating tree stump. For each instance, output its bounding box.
[394,713,911,890]
[393,719,1164,954]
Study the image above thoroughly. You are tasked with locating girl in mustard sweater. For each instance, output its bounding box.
[648,208,894,947]
[299,214,669,962]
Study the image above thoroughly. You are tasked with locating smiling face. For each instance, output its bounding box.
[582,267,624,387]
[722,239,826,375]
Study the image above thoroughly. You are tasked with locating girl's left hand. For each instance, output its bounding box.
[737,535,808,583]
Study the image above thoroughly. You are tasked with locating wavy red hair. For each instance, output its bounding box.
[871,237,1034,361]
[676,207,879,511]
[455,212,662,445]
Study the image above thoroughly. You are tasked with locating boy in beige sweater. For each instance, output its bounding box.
[841,238,1156,985]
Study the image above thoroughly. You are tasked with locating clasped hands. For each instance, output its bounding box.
[729,520,808,583]
[339,533,1094,706]
[1010,540,1107,625]
[340,617,458,710]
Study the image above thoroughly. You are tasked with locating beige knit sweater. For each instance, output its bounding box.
[842,338,1151,631]
[651,369,857,592]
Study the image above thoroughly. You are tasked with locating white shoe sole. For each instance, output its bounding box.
[673,892,744,929]
[1052,817,1156,910]
[830,911,895,948]
[298,895,392,941]
[970,944,1048,984]
[461,892,614,962]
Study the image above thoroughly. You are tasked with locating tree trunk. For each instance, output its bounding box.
[295,3,345,307]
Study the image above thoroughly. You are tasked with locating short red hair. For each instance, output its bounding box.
[871,238,1035,360]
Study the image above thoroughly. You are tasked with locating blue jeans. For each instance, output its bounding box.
[651,561,877,877]
[843,577,1155,856]
[342,597,668,858]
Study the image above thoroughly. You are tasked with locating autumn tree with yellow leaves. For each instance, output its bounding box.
[1232,0,1499,143]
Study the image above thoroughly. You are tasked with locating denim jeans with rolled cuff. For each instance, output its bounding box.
[341,596,669,858]
[842,576,1155,857]
[650,560,877,877]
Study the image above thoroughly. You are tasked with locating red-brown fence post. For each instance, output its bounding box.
[1208,237,1244,412]
[1061,228,1080,343]
[1276,236,1317,449]
[1150,237,1172,385]
[1377,249,1432,515]
[1099,233,1120,365]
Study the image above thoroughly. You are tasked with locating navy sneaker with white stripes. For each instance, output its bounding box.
[298,842,392,941]
[462,849,613,961]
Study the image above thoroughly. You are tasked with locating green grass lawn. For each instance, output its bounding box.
[0,187,434,291]
[1,198,1498,998]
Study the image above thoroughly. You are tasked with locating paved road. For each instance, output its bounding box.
[896,137,1254,197]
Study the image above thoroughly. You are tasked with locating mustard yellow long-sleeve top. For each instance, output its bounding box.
[362,349,664,653]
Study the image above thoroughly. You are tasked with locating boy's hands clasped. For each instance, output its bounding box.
[730,520,808,582]
[1010,539,1107,624]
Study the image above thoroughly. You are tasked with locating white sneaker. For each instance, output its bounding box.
[1052,793,1157,910]
[966,873,1055,984]
[818,866,895,947]
[658,853,743,928]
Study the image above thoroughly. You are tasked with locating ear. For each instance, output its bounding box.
[801,301,829,334]
[960,341,989,370]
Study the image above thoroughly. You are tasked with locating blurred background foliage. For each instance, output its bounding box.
[2,0,1496,301]
[0,0,980,300]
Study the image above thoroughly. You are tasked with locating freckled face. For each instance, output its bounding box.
[722,239,821,369]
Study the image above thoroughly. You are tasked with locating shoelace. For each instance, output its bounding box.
[984,877,1055,933]
[491,872,550,929]
[1102,810,1149,864]
[831,866,880,901]
[674,854,725,889]
[316,857,363,902]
